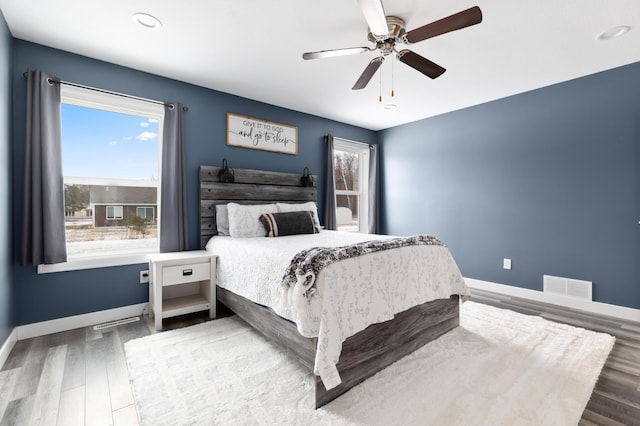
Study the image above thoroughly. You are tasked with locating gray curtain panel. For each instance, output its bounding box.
[160,102,189,252]
[21,70,67,265]
[368,144,380,234]
[323,134,337,230]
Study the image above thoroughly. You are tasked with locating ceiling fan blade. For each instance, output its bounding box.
[352,56,384,90]
[402,6,482,44]
[397,50,445,79]
[302,46,371,60]
[357,0,389,36]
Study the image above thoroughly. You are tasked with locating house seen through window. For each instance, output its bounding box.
[106,205,124,220]
[61,85,164,260]
[333,138,369,233]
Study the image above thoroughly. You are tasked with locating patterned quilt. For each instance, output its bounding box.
[282,234,446,300]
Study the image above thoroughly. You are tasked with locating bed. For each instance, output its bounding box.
[199,164,467,408]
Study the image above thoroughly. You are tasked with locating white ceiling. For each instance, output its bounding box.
[1,0,639,131]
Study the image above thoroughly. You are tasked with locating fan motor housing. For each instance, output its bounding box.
[368,16,405,55]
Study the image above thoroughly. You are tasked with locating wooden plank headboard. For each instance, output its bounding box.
[199,165,318,249]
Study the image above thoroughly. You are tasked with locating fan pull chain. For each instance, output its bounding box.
[379,63,383,102]
[391,57,395,97]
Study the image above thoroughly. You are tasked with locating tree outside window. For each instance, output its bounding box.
[64,184,89,216]
[333,139,369,232]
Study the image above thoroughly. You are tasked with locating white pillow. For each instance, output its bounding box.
[276,202,321,232]
[215,204,229,236]
[227,203,278,238]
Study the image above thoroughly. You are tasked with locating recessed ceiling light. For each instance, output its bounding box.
[596,25,630,40]
[383,104,397,110]
[132,13,162,29]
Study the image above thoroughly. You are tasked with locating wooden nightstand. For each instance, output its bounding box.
[148,251,217,331]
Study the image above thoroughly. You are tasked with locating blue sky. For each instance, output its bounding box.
[61,104,159,180]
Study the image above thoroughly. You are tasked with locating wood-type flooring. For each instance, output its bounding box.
[1,292,638,425]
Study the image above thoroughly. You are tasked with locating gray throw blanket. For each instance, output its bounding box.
[282,234,445,300]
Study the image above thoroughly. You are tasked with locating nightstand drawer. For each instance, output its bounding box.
[162,261,211,286]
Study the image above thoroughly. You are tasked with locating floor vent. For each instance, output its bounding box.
[543,275,592,301]
[93,316,140,331]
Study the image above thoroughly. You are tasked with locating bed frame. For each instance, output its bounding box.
[199,164,460,408]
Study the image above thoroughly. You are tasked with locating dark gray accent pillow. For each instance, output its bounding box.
[259,211,319,237]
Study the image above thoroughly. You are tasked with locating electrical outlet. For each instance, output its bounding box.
[503,258,512,270]
[140,270,149,284]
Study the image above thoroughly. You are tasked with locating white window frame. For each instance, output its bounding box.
[136,206,155,221]
[38,85,164,274]
[106,205,124,220]
[334,138,370,233]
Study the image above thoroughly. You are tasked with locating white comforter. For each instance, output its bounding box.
[206,230,468,390]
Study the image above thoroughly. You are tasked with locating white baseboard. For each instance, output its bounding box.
[15,302,148,341]
[465,277,640,323]
[0,327,17,370]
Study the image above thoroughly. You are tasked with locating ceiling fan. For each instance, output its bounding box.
[302,0,483,90]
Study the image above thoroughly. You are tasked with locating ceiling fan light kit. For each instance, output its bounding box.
[303,1,482,94]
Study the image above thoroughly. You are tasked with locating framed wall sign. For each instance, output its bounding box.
[226,113,298,155]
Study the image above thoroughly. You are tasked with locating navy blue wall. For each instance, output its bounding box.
[8,37,640,325]
[11,40,376,325]
[379,62,640,309]
[0,11,13,344]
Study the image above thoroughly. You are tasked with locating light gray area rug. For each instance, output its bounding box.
[125,301,615,425]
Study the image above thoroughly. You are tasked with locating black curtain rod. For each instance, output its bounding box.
[328,135,375,148]
[22,71,188,111]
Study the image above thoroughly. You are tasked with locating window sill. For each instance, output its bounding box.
[37,252,156,274]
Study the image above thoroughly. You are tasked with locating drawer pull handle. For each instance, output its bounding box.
[182,269,193,276]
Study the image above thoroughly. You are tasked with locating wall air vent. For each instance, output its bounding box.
[543,275,592,301]
[93,316,140,331]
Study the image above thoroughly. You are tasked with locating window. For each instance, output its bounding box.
[136,206,155,222]
[106,205,124,220]
[49,84,164,271]
[333,138,370,233]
